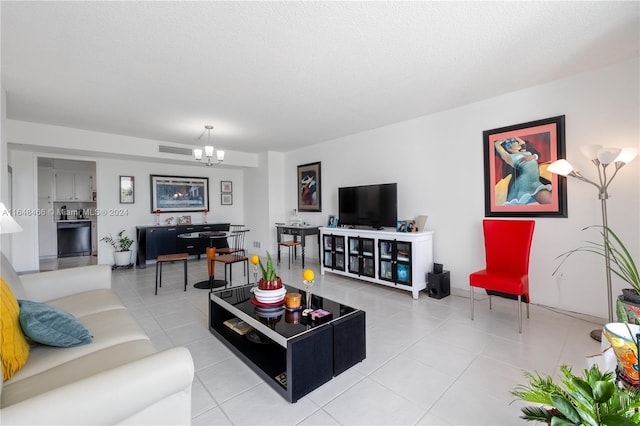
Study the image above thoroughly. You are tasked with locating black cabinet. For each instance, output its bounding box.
[176,235,202,256]
[348,237,375,278]
[146,227,177,260]
[322,234,345,271]
[136,223,230,267]
[378,239,412,285]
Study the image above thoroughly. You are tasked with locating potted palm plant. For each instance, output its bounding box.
[554,226,640,324]
[100,230,134,266]
[511,364,640,425]
[257,252,282,290]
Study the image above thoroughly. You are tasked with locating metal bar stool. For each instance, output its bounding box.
[155,253,188,295]
[278,240,301,269]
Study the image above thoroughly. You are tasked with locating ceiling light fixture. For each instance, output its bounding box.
[193,125,224,166]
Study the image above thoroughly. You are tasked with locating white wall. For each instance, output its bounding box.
[286,58,639,319]
[244,151,286,256]
[95,158,245,264]
[4,57,638,318]
[7,149,246,269]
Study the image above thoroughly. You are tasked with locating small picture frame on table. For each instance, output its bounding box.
[396,221,408,232]
[327,215,337,228]
[221,193,233,205]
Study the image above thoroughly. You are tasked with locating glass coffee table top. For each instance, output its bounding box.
[210,283,359,342]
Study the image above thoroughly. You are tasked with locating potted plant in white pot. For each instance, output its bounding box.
[101,230,134,266]
[554,226,640,324]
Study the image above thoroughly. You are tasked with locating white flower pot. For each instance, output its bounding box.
[113,250,131,266]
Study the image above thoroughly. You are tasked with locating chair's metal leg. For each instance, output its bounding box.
[526,300,530,319]
[489,295,492,310]
[155,262,159,295]
[518,295,522,333]
[223,264,228,289]
[470,287,474,320]
[183,259,187,292]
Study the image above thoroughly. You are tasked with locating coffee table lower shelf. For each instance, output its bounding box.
[209,297,365,403]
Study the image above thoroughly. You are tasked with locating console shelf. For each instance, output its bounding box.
[319,227,434,299]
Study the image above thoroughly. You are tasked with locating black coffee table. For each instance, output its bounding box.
[208,283,366,402]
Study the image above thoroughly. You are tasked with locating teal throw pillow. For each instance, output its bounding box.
[18,300,92,347]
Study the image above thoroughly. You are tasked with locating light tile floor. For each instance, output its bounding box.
[43,255,603,425]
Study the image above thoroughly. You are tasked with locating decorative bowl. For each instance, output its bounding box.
[251,286,286,303]
[603,322,639,386]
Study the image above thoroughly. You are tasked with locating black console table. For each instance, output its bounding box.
[209,283,366,402]
[136,223,230,267]
[275,225,320,268]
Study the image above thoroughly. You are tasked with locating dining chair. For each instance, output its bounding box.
[277,231,301,267]
[469,219,535,333]
[216,225,246,256]
[215,229,250,286]
[278,240,301,269]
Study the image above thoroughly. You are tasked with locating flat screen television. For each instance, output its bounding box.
[338,183,397,229]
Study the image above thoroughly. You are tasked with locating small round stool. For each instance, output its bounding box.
[155,253,188,295]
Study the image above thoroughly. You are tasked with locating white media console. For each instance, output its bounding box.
[319,227,434,299]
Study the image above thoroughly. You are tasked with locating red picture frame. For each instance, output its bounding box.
[483,115,567,217]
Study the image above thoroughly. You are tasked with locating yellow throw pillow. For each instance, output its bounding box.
[1,277,30,380]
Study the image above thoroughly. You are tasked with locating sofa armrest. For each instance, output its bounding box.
[1,347,195,425]
[19,265,112,302]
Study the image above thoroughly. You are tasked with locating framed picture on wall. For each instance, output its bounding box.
[150,175,209,213]
[221,193,233,205]
[221,181,232,193]
[483,115,567,217]
[119,176,134,204]
[297,161,321,212]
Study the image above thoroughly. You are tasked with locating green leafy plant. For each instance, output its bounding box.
[554,226,640,295]
[511,364,640,425]
[100,230,133,252]
[258,251,277,280]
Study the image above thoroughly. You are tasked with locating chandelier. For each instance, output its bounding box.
[193,125,224,166]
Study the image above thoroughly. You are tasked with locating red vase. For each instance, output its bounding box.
[258,277,283,290]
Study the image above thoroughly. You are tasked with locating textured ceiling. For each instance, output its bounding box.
[2,1,638,153]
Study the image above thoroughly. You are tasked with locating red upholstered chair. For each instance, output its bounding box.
[469,219,535,333]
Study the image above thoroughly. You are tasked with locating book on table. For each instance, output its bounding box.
[223,318,253,335]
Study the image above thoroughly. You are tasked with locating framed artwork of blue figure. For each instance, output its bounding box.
[483,115,567,217]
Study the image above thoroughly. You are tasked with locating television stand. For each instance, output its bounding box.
[320,227,434,299]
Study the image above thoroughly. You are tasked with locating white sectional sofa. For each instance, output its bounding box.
[0,254,195,425]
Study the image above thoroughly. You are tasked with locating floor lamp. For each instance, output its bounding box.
[548,145,638,341]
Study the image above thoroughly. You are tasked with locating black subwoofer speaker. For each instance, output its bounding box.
[427,270,450,299]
